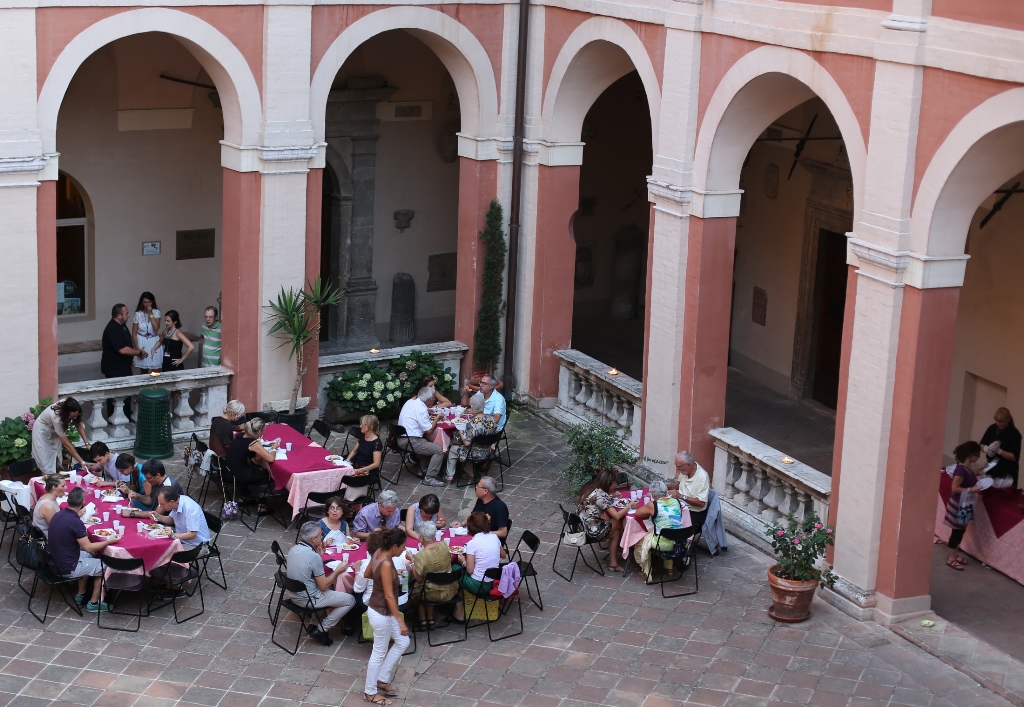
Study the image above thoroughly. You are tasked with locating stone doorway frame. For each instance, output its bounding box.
[790,200,853,401]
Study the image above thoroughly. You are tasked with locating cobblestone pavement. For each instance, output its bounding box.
[0,410,1011,706]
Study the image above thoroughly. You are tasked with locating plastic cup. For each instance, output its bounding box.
[113,520,121,530]
[435,530,444,541]
[94,489,101,499]
[644,496,651,506]
[286,442,292,452]
[102,512,109,522]
[342,553,350,563]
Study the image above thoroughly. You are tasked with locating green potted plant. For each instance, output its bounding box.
[388,350,457,401]
[266,276,342,432]
[765,511,837,622]
[325,362,403,422]
[559,420,654,494]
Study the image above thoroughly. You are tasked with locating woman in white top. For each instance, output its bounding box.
[456,511,505,597]
[32,475,69,537]
[132,291,162,371]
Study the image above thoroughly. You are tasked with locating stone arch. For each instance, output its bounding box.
[912,88,1024,259]
[38,8,263,155]
[310,7,499,141]
[693,45,867,220]
[541,17,661,148]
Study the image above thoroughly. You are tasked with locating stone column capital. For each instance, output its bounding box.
[219,141,327,174]
[847,235,969,289]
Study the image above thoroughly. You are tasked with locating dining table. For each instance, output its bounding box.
[28,475,183,573]
[426,407,468,453]
[264,423,354,519]
[324,526,471,595]
[618,487,692,560]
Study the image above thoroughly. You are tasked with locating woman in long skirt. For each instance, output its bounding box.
[31,398,91,473]
[132,291,162,372]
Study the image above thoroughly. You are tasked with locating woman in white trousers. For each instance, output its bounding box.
[363,528,410,704]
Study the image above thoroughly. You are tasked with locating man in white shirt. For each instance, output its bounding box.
[397,387,445,486]
[667,450,710,530]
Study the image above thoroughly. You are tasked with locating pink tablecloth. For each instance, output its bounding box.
[87,521,183,573]
[935,474,1024,586]
[265,424,354,518]
[327,527,468,593]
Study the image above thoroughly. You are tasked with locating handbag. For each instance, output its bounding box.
[955,501,974,525]
[562,529,586,547]
[221,479,239,521]
[361,612,374,640]
[14,524,42,571]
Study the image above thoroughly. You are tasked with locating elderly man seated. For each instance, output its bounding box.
[287,521,355,645]
[351,490,402,540]
[397,387,446,486]
[460,375,507,431]
[150,488,210,548]
[471,476,509,540]
[666,450,710,531]
[48,487,120,612]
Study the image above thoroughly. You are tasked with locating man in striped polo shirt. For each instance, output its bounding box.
[201,306,221,367]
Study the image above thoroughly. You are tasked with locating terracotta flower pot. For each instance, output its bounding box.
[766,565,819,623]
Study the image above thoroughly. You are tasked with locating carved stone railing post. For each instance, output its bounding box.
[710,427,832,554]
[551,350,644,449]
[58,367,233,451]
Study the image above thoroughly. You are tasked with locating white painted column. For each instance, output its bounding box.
[830,59,924,616]
[0,8,45,414]
[641,21,703,470]
[253,2,322,407]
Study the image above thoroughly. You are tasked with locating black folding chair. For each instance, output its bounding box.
[7,458,36,482]
[248,410,279,424]
[28,546,83,624]
[496,426,512,469]
[239,479,288,532]
[339,473,377,506]
[307,419,333,447]
[463,566,523,642]
[294,491,336,543]
[201,511,227,590]
[97,555,149,632]
[5,497,32,568]
[420,567,467,647]
[511,530,543,611]
[198,456,227,509]
[268,540,288,623]
[647,526,700,598]
[0,490,23,557]
[339,425,361,457]
[381,423,418,485]
[454,432,503,489]
[148,545,205,624]
[270,571,329,655]
[552,504,605,582]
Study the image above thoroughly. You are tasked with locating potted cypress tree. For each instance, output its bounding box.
[471,199,507,389]
[266,277,342,432]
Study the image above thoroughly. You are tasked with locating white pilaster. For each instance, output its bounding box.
[832,60,924,607]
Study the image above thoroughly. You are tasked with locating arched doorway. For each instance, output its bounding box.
[47,27,247,385]
[725,97,853,474]
[570,71,652,380]
[319,30,461,352]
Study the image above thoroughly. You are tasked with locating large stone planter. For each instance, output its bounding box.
[323,399,364,426]
[767,565,819,623]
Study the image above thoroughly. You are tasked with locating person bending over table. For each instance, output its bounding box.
[31,397,93,474]
[209,399,246,458]
[577,469,628,572]
[33,475,71,538]
[150,488,210,548]
[666,450,710,532]
[121,459,182,511]
[409,520,458,629]
[320,496,349,546]
[224,418,275,503]
[48,487,119,613]
[363,528,410,705]
[444,395,497,483]
[352,490,402,540]
[88,442,125,487]
[632,479,686,580]
[404,493,448,541]
[980,407,1022,490]
[288,521,355,646]
[410,375,453,408]
[455,511,506,608]
[346,414,383,476]
[397,388,446,487]
[471,476,509,540]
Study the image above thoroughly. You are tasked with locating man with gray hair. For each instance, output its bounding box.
[471,476,510,539]
[667,450,710,529]
[351,490,402,540]
[461,375,507,430]
[286,521,355,645]
[398,386,446,486]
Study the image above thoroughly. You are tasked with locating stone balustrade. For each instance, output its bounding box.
[317,341,469,415]
[709,427,831,551]
[57,366,232,449]
[550,349,642,447]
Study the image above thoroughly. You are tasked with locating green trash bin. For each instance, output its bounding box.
[134,388,173,459]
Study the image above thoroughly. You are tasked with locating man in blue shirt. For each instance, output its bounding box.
[151,488,210,547]
[461,375,507,430]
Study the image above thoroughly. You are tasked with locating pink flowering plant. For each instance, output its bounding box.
[765,511,837,588]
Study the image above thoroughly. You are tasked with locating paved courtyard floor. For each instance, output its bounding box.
[0,410,1011,707]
